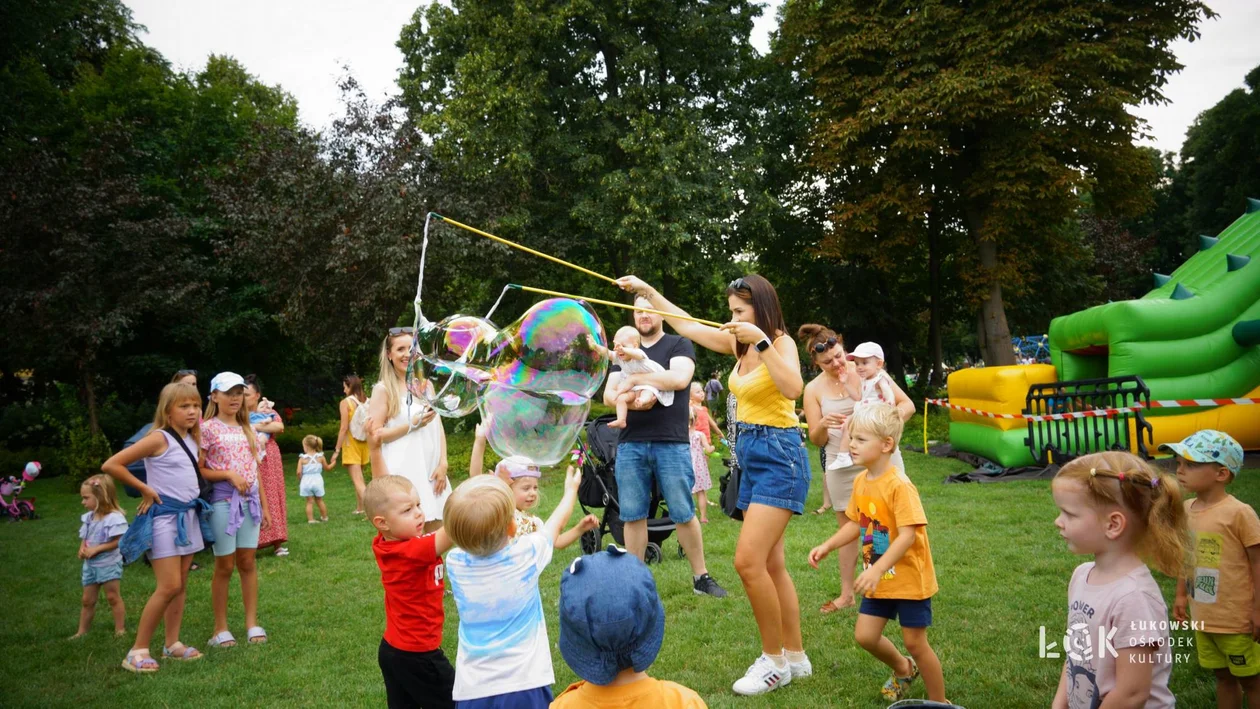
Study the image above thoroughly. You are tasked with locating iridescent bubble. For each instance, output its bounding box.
[478,381,591,466]
[487,298,608,398]
[408,314,499,418]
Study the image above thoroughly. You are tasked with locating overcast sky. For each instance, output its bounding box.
[129,0,1260,156]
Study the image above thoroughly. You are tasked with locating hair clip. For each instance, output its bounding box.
[1089,468,1097,478]
[1117,472,1126,481]
[89,479,100,486]
[1151,477,1161,488]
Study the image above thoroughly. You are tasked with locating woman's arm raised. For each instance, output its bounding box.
[615,276,734,355]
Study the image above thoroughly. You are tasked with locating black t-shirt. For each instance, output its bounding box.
[610,333,695,444]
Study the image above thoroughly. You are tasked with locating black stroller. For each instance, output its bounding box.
[576,414,683,564]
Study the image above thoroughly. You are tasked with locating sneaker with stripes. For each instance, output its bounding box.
[731,653,791,696]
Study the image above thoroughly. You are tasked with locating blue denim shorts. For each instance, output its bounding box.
[614,441,696,524]
[82,560,123,586]
[860,596,933,628]
[456,685,553,709]
[734,424,811,514]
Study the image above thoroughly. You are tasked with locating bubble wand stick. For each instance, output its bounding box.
[430,213,619,285]
[509,285,724,328]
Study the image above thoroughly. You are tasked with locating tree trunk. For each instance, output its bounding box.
[81,361,100,435]
[927,196,944,384]
[975,238,1015,367]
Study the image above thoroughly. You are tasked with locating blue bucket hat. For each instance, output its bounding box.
[558,545,665,685]
[1159,429,1244,475]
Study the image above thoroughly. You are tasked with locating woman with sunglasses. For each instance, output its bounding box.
[367,327,450,532]
[615,273,812,696]
[798,324,917,614]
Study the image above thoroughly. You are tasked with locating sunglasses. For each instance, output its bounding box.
[812,337,838,353]
[728,278,749,291]
[176,369,197,377]
[388,327,415,336]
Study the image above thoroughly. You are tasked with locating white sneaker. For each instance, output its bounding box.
[788,654,813,679]
[826,452,854,470]
[731,653,791,696]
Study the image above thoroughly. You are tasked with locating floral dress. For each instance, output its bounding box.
[255,411,288,548]
[690,430,712,493]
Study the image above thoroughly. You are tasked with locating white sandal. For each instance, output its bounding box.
[246,626,268,644]
[207,630,236,648]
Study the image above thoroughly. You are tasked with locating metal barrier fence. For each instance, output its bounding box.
[1024,376,1153,465]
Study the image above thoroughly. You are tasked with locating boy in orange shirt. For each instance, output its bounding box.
[808,403,944,703]
[1166,430,1260,709]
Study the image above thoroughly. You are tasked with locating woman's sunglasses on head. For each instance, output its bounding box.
[389,327,415,336]
[813,337,838,353]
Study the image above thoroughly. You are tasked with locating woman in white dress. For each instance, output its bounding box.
[367,327,451,532]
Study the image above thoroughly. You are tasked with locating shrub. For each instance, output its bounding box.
[43,384,113,488]
[275,422,343,454]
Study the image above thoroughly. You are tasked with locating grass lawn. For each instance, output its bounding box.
[1,431,1247,708]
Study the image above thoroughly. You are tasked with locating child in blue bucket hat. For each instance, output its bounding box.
[553,545,708,708]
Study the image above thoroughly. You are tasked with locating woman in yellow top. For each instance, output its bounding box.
[615,273,812,697]
[334,374,371,515]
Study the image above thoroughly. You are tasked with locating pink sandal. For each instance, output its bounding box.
[121,651,159,673]
[163,643,203,661]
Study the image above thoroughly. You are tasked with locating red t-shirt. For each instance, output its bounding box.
[373,533,445,652]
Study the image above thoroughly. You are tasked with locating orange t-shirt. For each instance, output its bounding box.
[1186,495,1260,634]
[552,677,707,708]
[845,466,938,600]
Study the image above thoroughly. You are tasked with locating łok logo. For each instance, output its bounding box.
[1040,625,1118,662]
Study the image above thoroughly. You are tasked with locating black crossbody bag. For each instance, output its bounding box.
[164,427,214,502]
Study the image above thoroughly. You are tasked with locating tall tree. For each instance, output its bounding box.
[1178,64,1260,237]
[396,0,767,316]
[777,0,1213,366]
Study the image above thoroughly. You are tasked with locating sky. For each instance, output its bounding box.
[129,0,1260,156]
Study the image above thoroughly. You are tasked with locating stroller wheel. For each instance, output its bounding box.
[644,542,662,565]
[580,529,599,555]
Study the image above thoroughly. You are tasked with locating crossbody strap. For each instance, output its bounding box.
[163,428,208,486]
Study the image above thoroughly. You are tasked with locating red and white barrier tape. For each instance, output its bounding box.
[926,397,1260,423]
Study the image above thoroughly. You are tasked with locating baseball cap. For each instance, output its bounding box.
[495,456,540,480]
[558,545,665,685]
[847,342,885,361]
[209,372,246,393]
[1158,430,1244,475]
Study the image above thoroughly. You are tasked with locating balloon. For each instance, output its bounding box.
[487,298,608,398]
[409,315,499,418]
[478,382,591,466]
[23,461,41,481]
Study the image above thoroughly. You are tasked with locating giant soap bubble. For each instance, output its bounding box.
[487,298,608,398]
[478,382,591,466]
[408,314,498,418]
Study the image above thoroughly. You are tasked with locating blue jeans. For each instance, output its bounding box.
[734,423,811,514]
[614,441,696,524]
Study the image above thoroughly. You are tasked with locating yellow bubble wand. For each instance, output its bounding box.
[507,285,724,328]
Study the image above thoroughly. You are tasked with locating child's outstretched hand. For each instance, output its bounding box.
[474,415,493,440]
[576,514,599,533]
[854,566,882,596]
[563,465,582,495]
[807,544,830,569]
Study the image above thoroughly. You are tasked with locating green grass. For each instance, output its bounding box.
[1,433,1247,708]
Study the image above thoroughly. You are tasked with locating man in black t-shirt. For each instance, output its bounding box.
[602,297,727,597]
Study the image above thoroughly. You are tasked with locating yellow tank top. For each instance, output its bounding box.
[728,347,799,428]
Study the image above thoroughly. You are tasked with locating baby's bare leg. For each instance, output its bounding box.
[609,391,635,429]
[633,389,658,408]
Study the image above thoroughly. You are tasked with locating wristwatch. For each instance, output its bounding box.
[755,338,772,353]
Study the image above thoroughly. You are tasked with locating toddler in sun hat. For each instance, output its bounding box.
[553,545,708,708]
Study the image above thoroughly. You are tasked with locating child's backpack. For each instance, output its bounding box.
[349,397,371,442]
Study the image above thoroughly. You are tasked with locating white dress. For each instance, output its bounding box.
[377,384,450,520]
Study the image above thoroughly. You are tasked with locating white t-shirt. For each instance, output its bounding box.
[1063,562,1174,709]
[447,532,555,700]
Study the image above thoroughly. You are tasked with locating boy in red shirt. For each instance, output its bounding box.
[367,475,454,709]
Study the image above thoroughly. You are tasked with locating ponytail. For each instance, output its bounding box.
[1056,451,1189,578]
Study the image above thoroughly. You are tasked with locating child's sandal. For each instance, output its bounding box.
[246,626,268,644]
[208,630,236,648]
[121,651,159,673]
[163,643,203,661]
[879,655,919,701]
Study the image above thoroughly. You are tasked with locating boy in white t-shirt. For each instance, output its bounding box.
[443,466,582,708]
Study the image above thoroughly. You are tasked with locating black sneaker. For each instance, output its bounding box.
[693,573,728,598]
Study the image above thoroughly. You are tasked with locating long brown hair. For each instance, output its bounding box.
[1055,451,1189,578]
[796,323,844,361]
[204,387,261,461]
[727,274,788,359]
[344,374,366,402]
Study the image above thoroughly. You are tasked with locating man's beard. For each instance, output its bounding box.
[636,320,661,338]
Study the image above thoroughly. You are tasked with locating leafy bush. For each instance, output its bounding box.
[43,384,113,487]
[274,422,343,454]
[0,446,65,479]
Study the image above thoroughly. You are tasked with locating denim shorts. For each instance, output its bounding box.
[859,596,933,628]
[210,499,261,556]
[614,441,696,524]
[82,560,123,586]
[456,686,553,709]
[734,423,811,514]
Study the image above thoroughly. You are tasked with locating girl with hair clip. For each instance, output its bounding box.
[615,273,813,696]
[104,381,211,671]
[1050,451,1189,709]
[201,372,271,649]
[368,327,451,533]
[72,474,128,640]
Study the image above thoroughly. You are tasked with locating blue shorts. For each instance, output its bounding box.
[614,441,696,524]
[734,424,811,514]
[209,499,261,556]
[82,560,123,586]
[456,686,553,709]
[859,596,933,628]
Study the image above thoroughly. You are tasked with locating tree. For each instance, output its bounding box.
[1178,63,1260,237]
[396,0,768,319]
[777,0,1214,366]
